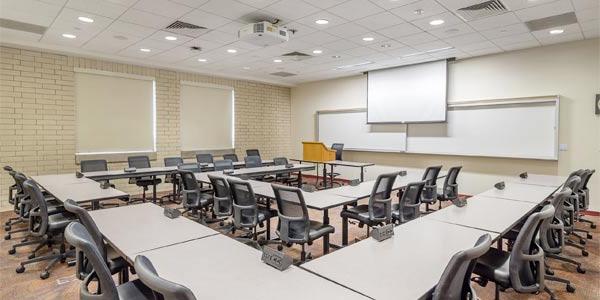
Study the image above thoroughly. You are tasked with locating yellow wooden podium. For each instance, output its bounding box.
[302,141,336,162]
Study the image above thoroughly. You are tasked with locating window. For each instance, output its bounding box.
[180,82,234,151]
[75,69,155,154]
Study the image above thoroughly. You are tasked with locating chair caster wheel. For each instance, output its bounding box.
[545,269,554,276]
[67,260,76,267]
[15,266,25,273]
[40,271,50,280]
[8,249,16,255]
[4,225,10,231]
[586,233,592,239]
[28,253,35,259]
[567,284,576,293]
[577,266,586,274]
[219,221,225,226]
[4,234,11,240]
[591,224,596,229]
[579,239,586,245]
[277,245,283,251]
[582,250,589,257]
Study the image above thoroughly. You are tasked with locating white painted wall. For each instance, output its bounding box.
[291,39,600,210]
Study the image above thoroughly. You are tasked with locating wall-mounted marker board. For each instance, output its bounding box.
[316,95,559,160]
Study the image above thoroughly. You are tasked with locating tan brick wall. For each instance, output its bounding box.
[0,46,291,210]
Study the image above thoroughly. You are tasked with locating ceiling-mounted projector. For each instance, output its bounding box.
[238,21,289,47]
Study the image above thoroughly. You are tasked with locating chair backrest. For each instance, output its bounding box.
[134,255,196,300]
[164,157,183,167]
[128,156,151,168]
[22,179,51,236]
[422,165,443,201]
[208,175,233,217]
[246,149,260,158]
[227,178,259,228]
[80,160,108,172]
[442,166,462,200]
[273,157,288,165]
[64,223,119,300]
[580,169,594,190]
[367,172,398,223]
[214,159,234,171]
[539,189,571,253]
[196,153,213,164]
[223,153,239,162]
[12,172,30,216]
[272,184,310,243]
[432,234,492,300]
[509,204,555,293]
[179,170,199,191]
[397,180,427,223]
[331,143,344,160]
[244,155,263,168]
[3,165,13,172]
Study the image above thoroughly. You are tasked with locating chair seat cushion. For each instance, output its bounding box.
[473,247,511,287]
[48,211,75,231]
[340,204,386,225]
[106,246,128,273]
[308,220,335,240]
[117,279,154,300]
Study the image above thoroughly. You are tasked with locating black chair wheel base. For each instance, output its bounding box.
[8,248,16,255]
[40,271,50,280]
[567,284,576,293]
[4,234,10,240]
[591,224,596,229]
[582,250,589,257]
[15,266,25,273]
[586,233,592,239]
[27,253,35,259]
[577,266,586,274]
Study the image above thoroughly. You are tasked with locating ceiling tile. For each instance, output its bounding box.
[410,11,464,31]
[575,8,599,22]
[295,11,349,30]
[119,9,174,29]
[500,0,558,11]
[499,39,540,51]
[382,46,421,57]
[351,32,388,44]
[297,31,340,44]
[48,8,114,39]
[325,22,371,38]
[0,28,42,43]
[183,37,222,51]
[170,0,209,8]
[41,28,95,47]
[327,0,385,20]
[147,30,194,44]
[66,0,129,19]
[1,0,63,27]
[396,31,438,46]
[456,40,498,51]
[366,39,407,51]
[279,39,318,51]
[342,46,380,56]
[133,0,193,18]
[215,21,246,34]
[480,23,530,39]
[377,22,422,38]
[369,0,421,10]
[281,22,318,37]
[412,39,451,51]
[264,0,320,21]
[514,0,574,22]
[236,0,279,9]
[582,28,599,39]
[531,22,581,39]
[428,22,475,38]
[492,32,537,46]
[443,32,487,47]
[301,0,348,9]
[466,12,521,31]
[571,0,599,11]
[82,31,140,53]
[197,30,237,43]
[355,12,405,31]
[151,45,202,62]
[580,19,599,32]
[465,46,503,56]
[180,9,232,29]
[106,21,156,38]
[322,39,360,51]
[390,0,448,22]
[199,0,258,20]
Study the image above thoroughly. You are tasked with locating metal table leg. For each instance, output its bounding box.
[323,209,330,254]
[342,204,349,246]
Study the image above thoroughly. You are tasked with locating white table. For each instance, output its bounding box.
[291,158,375,189]
[479,182,558,204]
[89,203,218,262]
[138,234,369,300]
[302,218,497,300]
[33,173,95,185]
[507,173,566,188]
[424,195,539,234]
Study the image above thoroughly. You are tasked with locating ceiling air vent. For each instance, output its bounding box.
[0,18,46,35]
[165,21,207,38]
[455,0,508,22]
[270,72,297,77]
[281,51,312,62]
[525,12,578,31]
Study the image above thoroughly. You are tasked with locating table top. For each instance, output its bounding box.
[32,175,128,203]
[324,160,375,167]
[89,203,218,262]
[323,170,428,199]
[302,218,496,300]
[229,164,314,177]
[507,173,566,188]
[424,195,539,234]
[479,182,558,204]
[252,185,359,210]
[84,166,178,180]
[138,234,369,300]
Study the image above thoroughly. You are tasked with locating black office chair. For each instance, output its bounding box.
[134,255,196,300]
[64,223,153,300]
[178,170,212,224]
[246,149,260,158]
[576,169,595,229]
[437,166,462,209]
[196,153,214,164]
[273,157,299,186]
[4,169,27,236]
[473,205,555,300]
[214,159,234,171]
[18,179,76,279]
[223,153,239,162]
[207,175,234,231]
[128,156,162,203]
[340,172,398,243]
[431,234,492,300]
[244,155,263,168]
[63,199,129,283]
[561,173,588,256]
[162,157,183,203]
[392,180,427,224]
[3,166,17,210]
[80,159,123,207]
[328,143,344,187]
[421,165,443,212]
[227,178,277,244]
[273,184,334,262]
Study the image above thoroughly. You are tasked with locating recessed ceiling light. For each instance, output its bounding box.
[414,9,424,15]
[61,33,76,39]
[429,19,445,26]
[78,16,94,23]
[315,19,329,25]
[312,49,323,54]
[380,44,392,48]
[140,48,151,52]
[273,59,283,63]
[197,58,207,62]
[549,29,564,35]
[165,36,177,41]
[227,49,237,53]
[362,37,374,41]
[332,55,341,58]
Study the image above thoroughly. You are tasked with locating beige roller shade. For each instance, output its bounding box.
[75,69,155,154]
[180,82,234,151]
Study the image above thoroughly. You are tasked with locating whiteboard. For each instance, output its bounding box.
[317,109,407,152]
[367,60,447,123]
[406,96,559,160]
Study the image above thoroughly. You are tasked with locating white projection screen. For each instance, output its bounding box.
[367,59,448,123]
